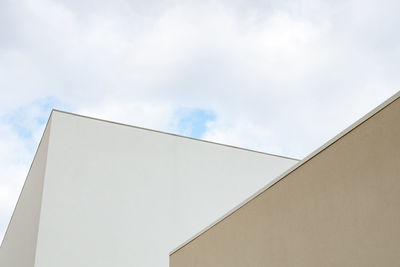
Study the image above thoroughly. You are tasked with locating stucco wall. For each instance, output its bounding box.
[170,96,400,267]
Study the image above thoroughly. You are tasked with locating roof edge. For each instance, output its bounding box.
[0,112,54,248]
[51,109,299,161]
[169,90,400,256]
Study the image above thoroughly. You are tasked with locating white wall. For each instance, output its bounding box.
[3,111,298,267]
[0,121,51,267]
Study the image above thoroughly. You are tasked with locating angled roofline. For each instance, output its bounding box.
[169,90,400,256]
[1,108,298,246]
[0,112,54,248]
[51,109,299,161]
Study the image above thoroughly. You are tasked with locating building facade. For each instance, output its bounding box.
[170,93,400,267]
[0,111,297,267]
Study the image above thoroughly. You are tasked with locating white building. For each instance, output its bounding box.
[0,110,298,267]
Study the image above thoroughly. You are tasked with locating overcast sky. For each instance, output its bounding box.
[0,0,399,242]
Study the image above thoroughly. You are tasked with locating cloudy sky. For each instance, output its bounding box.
[0,0,399,242]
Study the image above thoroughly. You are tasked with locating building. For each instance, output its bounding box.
[170,92,400,266]
[0,110,298,267]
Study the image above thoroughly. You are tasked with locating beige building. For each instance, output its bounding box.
[170,92,400,267]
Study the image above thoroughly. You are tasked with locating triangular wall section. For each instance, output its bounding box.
[170,92,400,266]
[0,119,52,267]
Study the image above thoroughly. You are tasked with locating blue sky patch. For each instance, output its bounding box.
[2,97,70,152]
[176,108,216,139]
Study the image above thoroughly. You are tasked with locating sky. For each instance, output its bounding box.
[0,0,399,243]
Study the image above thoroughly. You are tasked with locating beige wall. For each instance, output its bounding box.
[170,96,400,267]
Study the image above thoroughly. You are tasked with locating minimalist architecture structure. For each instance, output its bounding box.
[0,111,298,267]
[170,92,400,267]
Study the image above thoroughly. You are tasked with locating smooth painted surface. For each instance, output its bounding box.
[0,121,51,267]
[170,96,400,266]
[26,111,297,267]
[171,91,400,256]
